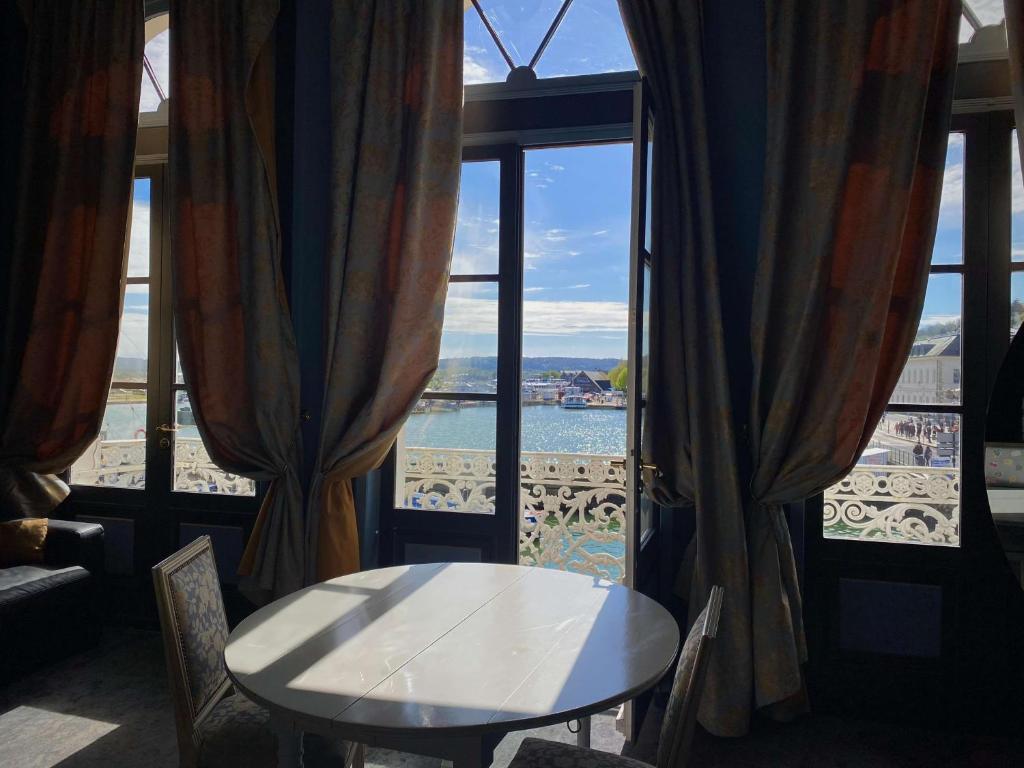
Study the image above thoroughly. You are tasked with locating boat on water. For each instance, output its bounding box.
[560,386,587,409]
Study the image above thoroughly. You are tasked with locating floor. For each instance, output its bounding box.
[1,630,1022,768]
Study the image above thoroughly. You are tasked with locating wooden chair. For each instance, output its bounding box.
[508,585,724,768]
[153,536,356,768]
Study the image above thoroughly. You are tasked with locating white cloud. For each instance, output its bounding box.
[443,297,628,337]
[464,45,501,85]
[937,158,963,222]
[592,229,609,236]
[567,283,591,289]
[127,198,150,276]
[524,287,545,293]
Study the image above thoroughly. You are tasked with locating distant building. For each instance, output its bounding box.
[891,333,961,405]
[570,370,612,394]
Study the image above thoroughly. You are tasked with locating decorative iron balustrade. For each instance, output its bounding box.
[824,465,960,546]
[69,437,255,496]
[398,446,627,582]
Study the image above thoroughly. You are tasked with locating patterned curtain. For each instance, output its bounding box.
[170,0,305,598]
[616,1,752,736]
[749,0,959,712]
[0,0,142,519]
[1009,1,1024,172]
[309,1,463,580]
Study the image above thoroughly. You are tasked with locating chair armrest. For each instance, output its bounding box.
[43,519,105,575]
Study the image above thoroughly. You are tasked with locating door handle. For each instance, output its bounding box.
[156,423,179,433]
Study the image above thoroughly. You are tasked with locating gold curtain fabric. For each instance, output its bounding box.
[310,0,464,580]
[616,0,751,736]
[0,0,142,517]
[619,0,959,735]
[169,0,306,598]
[750,0,959,713]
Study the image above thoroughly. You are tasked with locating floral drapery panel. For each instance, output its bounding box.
[0,0,142,518]
[749,0,959,714]
[170,0,305,598]
[310,0,463,580]
[616,1,751,736]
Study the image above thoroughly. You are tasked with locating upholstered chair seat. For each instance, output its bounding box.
[508,586,723,768]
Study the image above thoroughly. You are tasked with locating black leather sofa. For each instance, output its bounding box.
[0,519,104,683]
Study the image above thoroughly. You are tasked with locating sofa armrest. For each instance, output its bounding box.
[43,519,105,575]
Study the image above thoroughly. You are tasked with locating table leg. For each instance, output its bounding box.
[448,736,494,768]
[576,716,591,750]
[271,715,304,768]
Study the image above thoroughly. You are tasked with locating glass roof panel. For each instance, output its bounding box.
[477,0,566,66]
[465,5,510,84]
[533,0,635,78]
[965,0,1005,27]
[140,27,169,112]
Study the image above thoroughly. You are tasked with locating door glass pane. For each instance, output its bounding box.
[1013,272,1024,338]
[824,410,961,546]
[394,402,497,513]
[932,133,963,265]
[426,282,499,394]
[127,178,151,277]
[113,285,149,382]
[534,0,636,79]
[519,143,632,582]
[70,389,147,489]
[1013,131,1023,263]
[892,274,962,405]
[172,390,255,496]
[642,262,650,397]
[452,162,501,275]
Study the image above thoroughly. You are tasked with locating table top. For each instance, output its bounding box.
[224,562,679,738]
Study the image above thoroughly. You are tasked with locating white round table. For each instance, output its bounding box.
[225,563,679,768]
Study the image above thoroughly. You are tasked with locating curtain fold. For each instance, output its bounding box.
[0,0,143,517]
[1008,1,1024,171]
[170,0,305,598]
[310,0,463,581]
[617,1,752,736]
[750,0,959,709]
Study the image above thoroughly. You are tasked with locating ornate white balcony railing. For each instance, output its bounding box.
[69,437,255,496]
[398,447,627,582]
[823,464,960,546]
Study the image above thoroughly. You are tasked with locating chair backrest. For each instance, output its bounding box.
[656,585,724,768]
[153,536,232,764]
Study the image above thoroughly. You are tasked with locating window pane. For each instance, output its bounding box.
[452,162,500,275]
[427,282,498,394]
[1013,131,1023,263]
[127,178,151,277]
[140,24,169,113]
[642,262,650,397]
[70,389,147,489]
[518,144,631,582]
[892,274,962,405]
[464,6,509,85]
[1012,272,1024,338]
[477,0,565,66]
[113,285,149,382]
[824,410,961,546]
[932,133,963,265]
[394,402,497,514]
[534,0,636,79]
[173,390,255,496]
